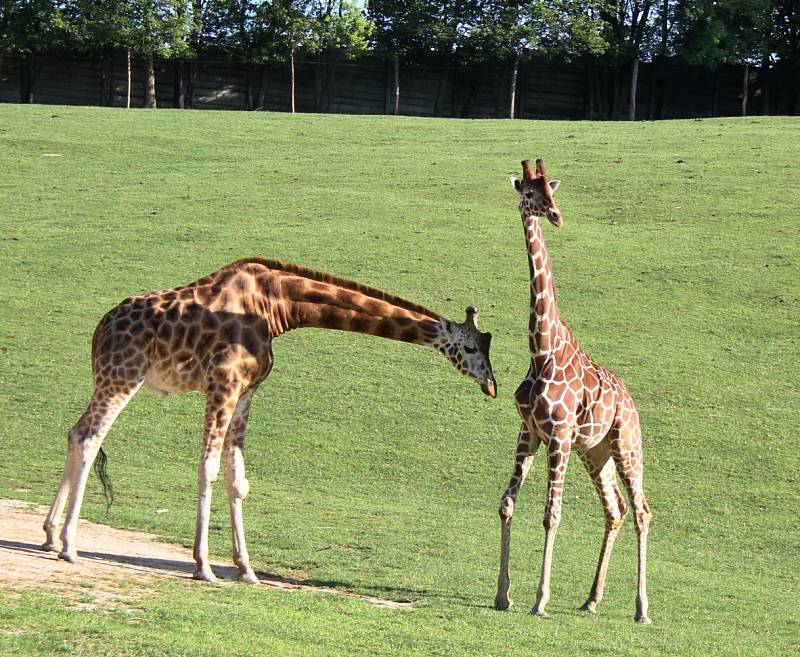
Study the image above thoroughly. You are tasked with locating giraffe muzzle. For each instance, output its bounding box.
[547,210,563,228]
[481,378,497,398]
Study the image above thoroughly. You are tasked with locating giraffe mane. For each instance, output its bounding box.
[226,257,444,321]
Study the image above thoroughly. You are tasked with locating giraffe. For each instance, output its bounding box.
[42,257,497,584]
[493,159,652,624]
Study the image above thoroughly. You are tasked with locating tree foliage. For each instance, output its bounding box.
[0,0,798,70]
[466,1,609,64]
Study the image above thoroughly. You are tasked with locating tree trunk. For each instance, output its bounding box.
[175,60,186,109]
[742,63,749,116]
[629,57,639,120]
[244,63,253,110]
[325,58,336,113]
[187,61,197,109]
[660,0,669,55]
[458,66,482,118]
[710,73,719,117]
[509,54,520,119]
[126,48,132,108]
[314,55,324,112]
[99,55,112,106]
[433,65,450,116]
[21,54,34,103]
[392,54,400,115]
[255,65,268,110]
[290,48,296,113]
[144,52,157,108]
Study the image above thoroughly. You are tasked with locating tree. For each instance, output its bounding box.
[300,1,374,112]
[600,0,656,119]
[369,0,448,114]
[468,1,608,118]
[131,1,192,108]
[0,0,65,102]
[769,0,800,66]
[673,0,770,115]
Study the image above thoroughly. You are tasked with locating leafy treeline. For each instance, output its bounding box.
[1,1,798,115]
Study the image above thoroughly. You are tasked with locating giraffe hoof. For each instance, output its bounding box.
[530,609,549,618]
[494,596,513,611]
[238,570,260,585]
[192,568,217,584]
[41,542,59,553]
[635,615,652,625]
[57,551,77,564]
[580,601,597,614]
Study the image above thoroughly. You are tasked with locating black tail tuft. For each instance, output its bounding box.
[93,447,114,511]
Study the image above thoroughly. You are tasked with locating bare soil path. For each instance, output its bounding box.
[0,499,411,610]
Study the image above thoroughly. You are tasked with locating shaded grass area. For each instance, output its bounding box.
[1,106,798,656]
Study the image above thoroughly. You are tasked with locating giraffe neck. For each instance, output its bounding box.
[522,216,566,359]
[272,272,449,348]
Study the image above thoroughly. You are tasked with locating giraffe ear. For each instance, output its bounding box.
[509,177,523,194]
[548,179,560,193]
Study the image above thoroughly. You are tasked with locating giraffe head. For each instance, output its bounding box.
[509,159,562,228]
[438,307,496,398]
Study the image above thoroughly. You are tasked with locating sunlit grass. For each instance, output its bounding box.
[0,105,798,656]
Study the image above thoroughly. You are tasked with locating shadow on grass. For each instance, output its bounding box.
[0,537,423,607]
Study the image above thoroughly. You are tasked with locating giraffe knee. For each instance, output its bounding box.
[543,512,560,531]
[232,477,250,501]
[634,508,651,533]
[606,514,625,531]
[499,496,514,520]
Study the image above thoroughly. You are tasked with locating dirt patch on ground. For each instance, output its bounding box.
[0,499,412,610]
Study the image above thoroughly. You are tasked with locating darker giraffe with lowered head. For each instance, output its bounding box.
[42,257,496,584]
[494,159,652,624]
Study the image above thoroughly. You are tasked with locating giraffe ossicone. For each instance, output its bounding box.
[42,258,496,583]
[495,159,652,624]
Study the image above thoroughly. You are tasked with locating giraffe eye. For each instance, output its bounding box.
[524,192,534,199]
[464,346,477,354]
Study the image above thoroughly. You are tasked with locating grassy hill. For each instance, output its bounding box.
[0,105,797,656]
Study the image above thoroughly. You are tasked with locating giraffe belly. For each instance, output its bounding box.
[143,363,201,395]
[574,407,614,450]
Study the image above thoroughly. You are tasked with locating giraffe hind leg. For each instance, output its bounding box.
[576,440,627,614]
[48,378,143,562]
[610,420,652,624]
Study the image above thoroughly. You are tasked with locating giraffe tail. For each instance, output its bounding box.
[93,447,114,511]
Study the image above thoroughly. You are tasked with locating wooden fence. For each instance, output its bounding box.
[1,52,797,119]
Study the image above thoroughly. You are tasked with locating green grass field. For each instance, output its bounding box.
[0,105,798,656]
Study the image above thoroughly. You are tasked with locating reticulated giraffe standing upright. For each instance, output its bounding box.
[42,257,496,584]
[494,160,652,624]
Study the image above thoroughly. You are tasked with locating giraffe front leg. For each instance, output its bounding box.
[612,422,652,624]
[193,385,240,584]
[224,390,259,585]
[495,423,539,611]
[531,430,572,618]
